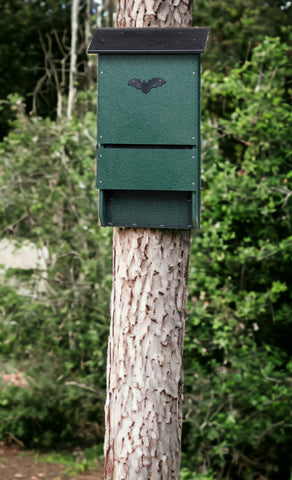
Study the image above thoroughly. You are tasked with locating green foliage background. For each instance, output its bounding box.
[0,1,292,479]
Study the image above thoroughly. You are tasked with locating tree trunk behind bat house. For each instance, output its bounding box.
[104,1,193,479]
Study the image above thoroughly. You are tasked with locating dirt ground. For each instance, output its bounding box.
[0,443,103,480]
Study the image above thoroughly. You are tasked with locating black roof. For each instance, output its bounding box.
[88,27,210,54]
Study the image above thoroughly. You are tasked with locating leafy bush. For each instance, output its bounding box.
[0,91,112,447]
[0,34,291,480]
[182,37,292,479]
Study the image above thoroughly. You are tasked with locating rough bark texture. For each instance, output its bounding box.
[104,2,193,478]
[104,229,191,480]
[115,0,193,28]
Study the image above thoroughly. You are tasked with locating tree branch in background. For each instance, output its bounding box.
[67,0,80,119]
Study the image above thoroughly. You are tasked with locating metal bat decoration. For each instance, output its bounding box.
[128,77,166,94]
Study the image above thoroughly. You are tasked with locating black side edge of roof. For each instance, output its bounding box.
[87,27,210,54]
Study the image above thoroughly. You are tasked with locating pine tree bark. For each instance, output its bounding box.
[115,0,193,28]
[104,2,193,479]
[104,229,190,480]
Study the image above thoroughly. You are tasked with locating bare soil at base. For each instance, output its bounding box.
[0,443,103,480]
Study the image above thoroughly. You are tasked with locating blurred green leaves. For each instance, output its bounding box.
[183,36,292,479]
[0,27,291,480]
[0,90,111,447]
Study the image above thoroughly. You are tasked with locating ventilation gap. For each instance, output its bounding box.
[101,144,196,150]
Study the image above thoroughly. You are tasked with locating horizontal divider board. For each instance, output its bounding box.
[97,147,199,191]
[103,190,193,229]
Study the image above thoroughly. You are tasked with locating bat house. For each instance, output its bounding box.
[87,27,209,229]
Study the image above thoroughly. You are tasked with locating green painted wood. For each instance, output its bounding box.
[192,191,200,229]
[95,51,203,229]
[97,147,199,191]
[97,54,200,146]
[98,190,107,227]
[103,190,193,229]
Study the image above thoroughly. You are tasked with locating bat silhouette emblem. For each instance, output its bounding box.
[128,77,166,94]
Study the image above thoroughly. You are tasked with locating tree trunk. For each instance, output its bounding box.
[116,0,193,28]
[104,229,190,480]
[104,2,193,479]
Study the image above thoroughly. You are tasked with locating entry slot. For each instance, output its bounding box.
[104,190,193,229]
